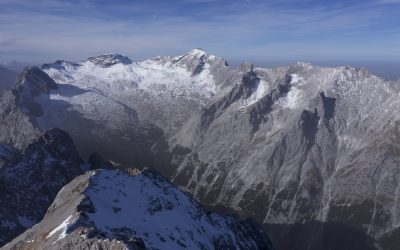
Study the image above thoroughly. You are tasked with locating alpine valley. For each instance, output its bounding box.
[0,49,399,249]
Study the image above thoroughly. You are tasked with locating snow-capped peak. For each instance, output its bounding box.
[185,48,207,58]
[87,53,133,67]
[288,62,314,73]
[176,48,227,64]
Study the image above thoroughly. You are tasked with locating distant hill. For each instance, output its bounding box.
[0,65,17,93]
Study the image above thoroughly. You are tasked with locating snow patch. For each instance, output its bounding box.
[290,73,302,84]
[240,79,270,109]
[276,74,305,109]
[47,215,75,241]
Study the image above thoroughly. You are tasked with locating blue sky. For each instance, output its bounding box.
[0,0,399,64]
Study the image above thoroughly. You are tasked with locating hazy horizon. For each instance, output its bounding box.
[1,0,400,63]
[2,53,399,81]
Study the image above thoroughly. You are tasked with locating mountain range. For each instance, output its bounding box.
[1,49,399,249]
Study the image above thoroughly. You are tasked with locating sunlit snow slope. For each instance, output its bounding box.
[4,169,272,250]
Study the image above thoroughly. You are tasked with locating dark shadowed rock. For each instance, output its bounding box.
[0,128,84,246]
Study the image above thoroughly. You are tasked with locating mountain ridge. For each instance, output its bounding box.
[3,168,272,250]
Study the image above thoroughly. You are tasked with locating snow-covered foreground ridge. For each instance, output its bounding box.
[5,169,273,250]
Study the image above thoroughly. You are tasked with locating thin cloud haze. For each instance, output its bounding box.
[0,0,399,64]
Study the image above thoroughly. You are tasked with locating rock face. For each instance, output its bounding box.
[4,169,273,250]
[0,87,40,149]
[0,129,85,246]
[165,63,400,250]
[2,49,400,249]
